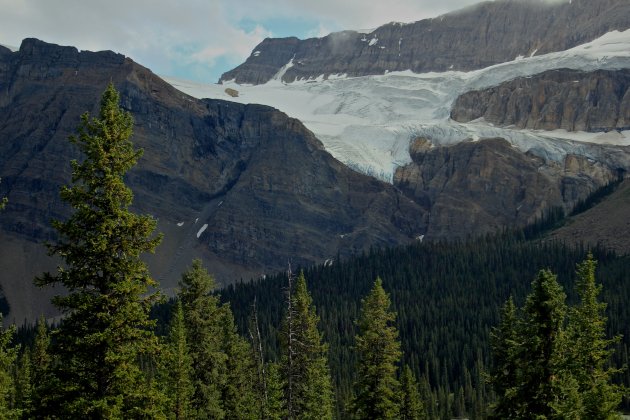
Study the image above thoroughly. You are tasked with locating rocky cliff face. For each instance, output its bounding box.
[0,39,427,322]
[220,0,630,84]
[393,137,617,239]
[451,68,630,131]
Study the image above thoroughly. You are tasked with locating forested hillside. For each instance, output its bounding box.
[221,237,630,417]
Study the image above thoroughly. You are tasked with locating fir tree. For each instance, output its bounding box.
[568,254,624,419]
[159,300,194,420]
[352,278,402,420]
[14,347,32,417]
[218,306,257,419]
[0,317,18,419]
[264,362,286,420]
[398,364,424,420]
[488,297,519,419]
[29,316,51,418]
[178,259,225,419]
[280,271,334,420]
[35,83,165,418]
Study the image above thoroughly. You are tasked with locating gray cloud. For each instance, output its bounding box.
[0,0,495,82]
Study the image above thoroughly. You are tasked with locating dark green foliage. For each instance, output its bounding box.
[264,362,286,420]
[0,318,17,419]
[568,255,625,418]
[280,271,334,419]
[178,259,257,419]
[352,278,401,419]
[490,257,624,418]
[399,365,425,420]
[178,259,225,418]
[158,300,194,420]
[34,83,165,418]
[488,298,519,418]
[221,233,630,418]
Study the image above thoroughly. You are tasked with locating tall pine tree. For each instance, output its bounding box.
[0,318,17,419]
[35,83,165,418]
[158,300,194,420]
[178,259,225,419]
[568,254,624,418]
[352,278,402,420]
[280,271,334,420]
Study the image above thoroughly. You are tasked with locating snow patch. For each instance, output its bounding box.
[177,222,184,227]
[253,51,261,57]
[196,223,208,238]
[368,37,378,46]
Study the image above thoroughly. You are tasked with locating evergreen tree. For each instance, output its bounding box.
[178,259,225,418]
[568,254,624,419]
[0,317,18,419]
[488,297,519,419]
[34,83,165,418]
[159,300,194,420]
[352,278,402,420]
[14,347,32,417]
[29,316,51,418]
[280,271,334,420]
[264,362,286,420]
[398,364,424,420]
[519,269,580,418]
[218,306,257,419]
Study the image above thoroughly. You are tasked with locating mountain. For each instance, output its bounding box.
[451,68,630,131]
[0,38,427,322]
[547,178,630,254]
[220,0,630,85]
[393,137,612,239]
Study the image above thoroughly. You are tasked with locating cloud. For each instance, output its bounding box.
[0,0,485,83]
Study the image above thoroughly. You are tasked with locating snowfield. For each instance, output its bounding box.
[164,30,630,182]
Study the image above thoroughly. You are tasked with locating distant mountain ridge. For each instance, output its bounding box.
[220,0,630,85]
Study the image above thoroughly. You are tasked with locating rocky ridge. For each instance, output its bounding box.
[0,39,426,322]
[451,68,630,132]
[220,0,630,85]
[393,137,618,239]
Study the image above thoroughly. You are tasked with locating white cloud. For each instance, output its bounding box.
[0,0,485,82]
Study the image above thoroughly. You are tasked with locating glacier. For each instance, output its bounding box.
[164,29,630,182]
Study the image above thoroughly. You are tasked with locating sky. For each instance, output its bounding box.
[0,0,495,84]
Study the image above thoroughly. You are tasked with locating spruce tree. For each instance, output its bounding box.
[568,254,624,418]
[14,347,32,416]
[178,259,225,418]
[35,83,165,418]
[398,364,424,420]
[264,362,286,420]
[159,300,194,420]
[352,278,402,420]
[0,317,17,419]
[29,316,51,418]
[488,297,520,419]
[280,271,334,420]
[218,306,257,419]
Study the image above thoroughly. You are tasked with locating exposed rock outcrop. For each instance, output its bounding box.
[0,39,427,322]
[394,137,617,239]
[451,68,630,131]
[220,0,630,84]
